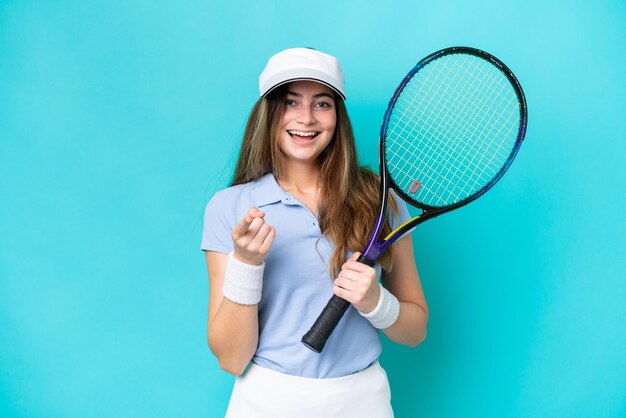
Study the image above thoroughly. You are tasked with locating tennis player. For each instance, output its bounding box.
[201,47,428,417]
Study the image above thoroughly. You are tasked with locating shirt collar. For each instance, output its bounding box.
[253,173,287,207]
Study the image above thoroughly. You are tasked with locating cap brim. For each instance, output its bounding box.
[261,78,346,100]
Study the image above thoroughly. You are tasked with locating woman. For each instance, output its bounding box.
[202,47,428,417]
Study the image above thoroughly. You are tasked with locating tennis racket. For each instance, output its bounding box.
[301,46,528,353]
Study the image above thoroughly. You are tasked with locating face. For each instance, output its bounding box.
[278,80,337,166]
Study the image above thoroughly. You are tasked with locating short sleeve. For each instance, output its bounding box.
[389,190,413,230]
[200,190,235,254]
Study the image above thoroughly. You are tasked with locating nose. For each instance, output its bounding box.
[296,104,316,125]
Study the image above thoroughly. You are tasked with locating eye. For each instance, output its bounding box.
[285,99,296,106]
[315,101,333,109]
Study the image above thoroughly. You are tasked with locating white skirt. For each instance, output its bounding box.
[225,361,394,418]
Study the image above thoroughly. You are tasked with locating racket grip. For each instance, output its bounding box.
[301,295,350,353]
[301,255,376,353]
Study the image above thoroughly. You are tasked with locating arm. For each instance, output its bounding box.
[206,207,275,375]
[206,251,259,375]
[379,235,428,347]
[333,235,428,347]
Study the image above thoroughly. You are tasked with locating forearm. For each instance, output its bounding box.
[381,301,428,347]
[208,299,259,375]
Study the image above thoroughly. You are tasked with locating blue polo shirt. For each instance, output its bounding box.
[201,173,411,378]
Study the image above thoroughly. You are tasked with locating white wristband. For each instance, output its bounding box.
[222,251,264,305]
[358,283,400,329]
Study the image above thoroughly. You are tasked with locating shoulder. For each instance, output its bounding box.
[207,182,250,208]
[201,178,265,253]
[204,174,278,220]
[206,177,264,210]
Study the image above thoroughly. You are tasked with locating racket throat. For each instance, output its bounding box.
[360,241,384,265]
[356,254,376,267]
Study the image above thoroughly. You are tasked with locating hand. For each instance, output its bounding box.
[332,252,380,313]
[231,207,275,266]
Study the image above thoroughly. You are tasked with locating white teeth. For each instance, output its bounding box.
[288,130,318,137]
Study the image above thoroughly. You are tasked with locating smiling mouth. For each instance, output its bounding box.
[288,130,320,141]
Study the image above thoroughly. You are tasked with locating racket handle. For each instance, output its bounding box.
[301,255,375,353]
[301,295,350,353]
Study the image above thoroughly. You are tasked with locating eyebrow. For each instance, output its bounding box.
[286,91,334,100]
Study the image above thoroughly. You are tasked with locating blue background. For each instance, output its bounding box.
[1,1,624,417]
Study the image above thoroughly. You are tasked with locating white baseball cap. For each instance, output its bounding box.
[259,48,346,100]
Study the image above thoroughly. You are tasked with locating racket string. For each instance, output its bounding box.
[388,56,491,202]
[436,59,515,201]
[385,53,521,207]
[386,58,473,199]
[400,57,492,203]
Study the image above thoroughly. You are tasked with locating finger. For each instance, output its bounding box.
[249,222,272,247]
[245,216,267,237]
[341,252,359,267]
[260,226,276,253]
[233,208,264,237]
[334,278,350,291]
[235,215,266,239]
[334,275,356,291]
[339,270,363,282]
[333,284,347,298]
[332,283,354,304]
[242,207,264,223]
[343,259,370,273]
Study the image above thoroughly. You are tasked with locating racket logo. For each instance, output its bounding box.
[409,180,421,194]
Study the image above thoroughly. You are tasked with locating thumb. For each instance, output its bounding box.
[350,252,361,261]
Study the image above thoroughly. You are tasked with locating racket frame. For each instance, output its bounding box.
[362,46,527,263]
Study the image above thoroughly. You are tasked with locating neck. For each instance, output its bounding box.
[277,159,320,193]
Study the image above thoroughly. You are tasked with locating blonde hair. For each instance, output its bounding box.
[232,85,397,276]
